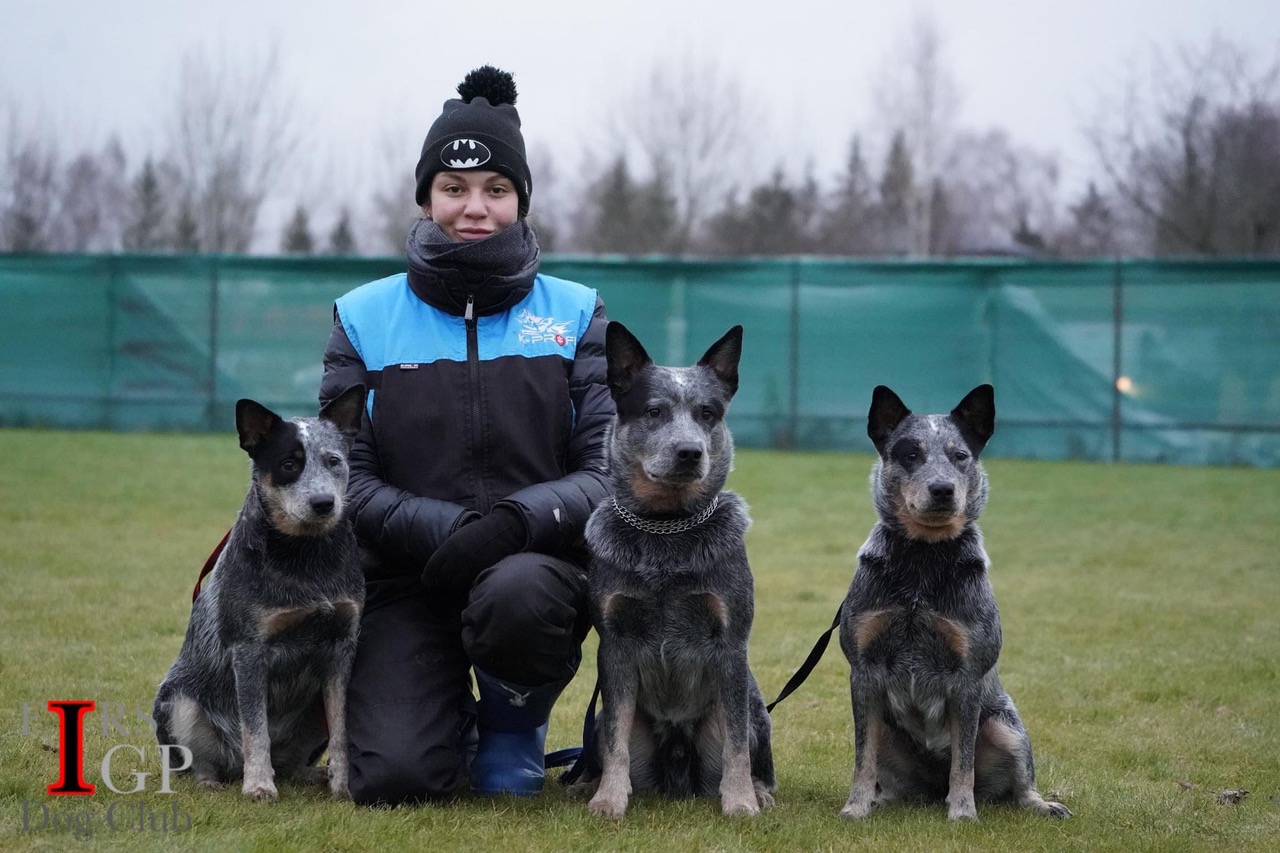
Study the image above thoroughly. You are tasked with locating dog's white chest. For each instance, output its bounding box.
[886,679,950,754]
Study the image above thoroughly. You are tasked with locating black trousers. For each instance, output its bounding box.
[345,552,590,806]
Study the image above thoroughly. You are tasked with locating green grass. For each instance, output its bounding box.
[1,429,1278,851]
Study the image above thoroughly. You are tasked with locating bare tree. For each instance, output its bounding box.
[942,129,1060,255]
[610,55,757,255]
[165,45,298,253]
[123,158,168,252]
[369,125,419,256]
[0,105,61,252]
[1087,36,1280,256]
[63,137,128,252]
[873,11,961,256]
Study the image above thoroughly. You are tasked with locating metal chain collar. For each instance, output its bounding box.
[610,494,721,535]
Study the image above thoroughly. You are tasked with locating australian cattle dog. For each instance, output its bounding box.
[153,384,366,800]
[575,322,776,818]
[838,384,1070,821]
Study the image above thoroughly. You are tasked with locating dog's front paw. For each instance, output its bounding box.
[587,791,629,819]
[329,779,351,801]
[753,779,776,810]
[946,794,978,821]
[242,779,278,801]
[722,793,761,817]
[195,774,223,790]
[840,796,873,820]
[1043,800,1072,818]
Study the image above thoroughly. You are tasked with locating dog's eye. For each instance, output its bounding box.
[280,459,299,473]
[954,450,970,462]
[647,406,662,418]
[904,452,919,463]
[327,454,342,467]
[700,408,716,423]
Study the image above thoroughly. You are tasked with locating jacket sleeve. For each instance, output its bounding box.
[321,317,473,574]
[498,295,614,553]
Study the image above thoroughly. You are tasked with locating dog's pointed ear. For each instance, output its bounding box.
[319,383,366,439]
[697,325,743,398]
[951,384,995,455]
[605,321,653,399]
[868,385,911,455]
[236,399,282,457]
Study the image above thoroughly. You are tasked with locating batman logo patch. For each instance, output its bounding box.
[440,138,492,169]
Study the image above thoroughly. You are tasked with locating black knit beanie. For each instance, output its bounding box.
[414,66,531,217]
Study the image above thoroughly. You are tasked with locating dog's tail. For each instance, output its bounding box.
[654,722,700,799]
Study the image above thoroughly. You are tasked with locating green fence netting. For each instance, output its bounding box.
[2,254,1277,466]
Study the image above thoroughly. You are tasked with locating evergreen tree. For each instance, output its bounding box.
[328,207,357,255]
[575,156,675,255]
[819,136,876,255]
[123,159,167,252]
[706,168,810,256]
[1057,182,1116,257]
[580,157,637,254]
[282,205,314,254]
[878,130,915,255]
[172,197,200,253]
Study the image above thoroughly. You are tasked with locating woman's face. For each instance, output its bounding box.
[423,170,519,242]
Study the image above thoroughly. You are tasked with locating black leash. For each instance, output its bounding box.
[557,680,600,784]
[558,604,843,783]
[766,603,843,713]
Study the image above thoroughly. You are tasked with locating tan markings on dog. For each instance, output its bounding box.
[979,716,1023,754]
[601,593,631,623]
[896,506,966,542]
[628,466,708,515]
[974,717,1023,787]
[854,609,898,653]
[259,605,323,637]
[168,696,225,787]
[931,613,970,659]
[701,593,731,630]
[331,599,360,624]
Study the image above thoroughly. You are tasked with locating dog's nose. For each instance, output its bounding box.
[928,482,955,501]
[310,495,336,515]
[675,443,703,464]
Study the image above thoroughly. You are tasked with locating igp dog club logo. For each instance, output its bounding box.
[516,308,576,347]
[18,699,193,841]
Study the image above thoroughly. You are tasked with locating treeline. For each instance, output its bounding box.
[2,28,1278,260]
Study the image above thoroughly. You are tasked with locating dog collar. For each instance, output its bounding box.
[610,495,720,535]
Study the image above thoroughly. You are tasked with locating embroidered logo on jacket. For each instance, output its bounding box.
[440,138,492,169]
[516,308,575,346]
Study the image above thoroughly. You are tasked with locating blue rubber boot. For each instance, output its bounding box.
[471,668,568,796]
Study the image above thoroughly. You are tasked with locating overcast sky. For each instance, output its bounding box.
[3,0,1278,239]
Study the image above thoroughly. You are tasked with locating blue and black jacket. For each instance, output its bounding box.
[320,269,613,581]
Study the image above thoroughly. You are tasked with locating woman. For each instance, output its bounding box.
[319,66,613,806]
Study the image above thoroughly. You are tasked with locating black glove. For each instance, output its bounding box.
[421,504,529,591]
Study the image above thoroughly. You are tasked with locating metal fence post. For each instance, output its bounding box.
[207,258,220,432]
[788,259,800,447]
[1111,259,1124,462]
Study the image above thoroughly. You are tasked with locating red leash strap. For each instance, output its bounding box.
[192,529,232,603]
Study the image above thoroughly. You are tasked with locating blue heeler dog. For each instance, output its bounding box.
[578,322,776,818]
[838,385,1071,821]
[153,384,366,800]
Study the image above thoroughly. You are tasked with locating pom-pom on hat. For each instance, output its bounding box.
[414,66,531,217]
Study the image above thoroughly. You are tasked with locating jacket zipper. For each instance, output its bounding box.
[465,294,491,513]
